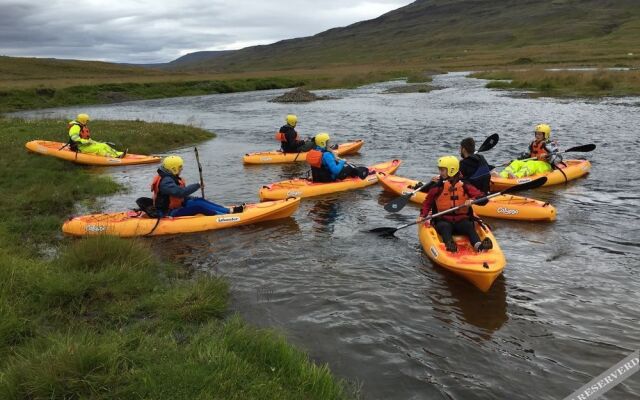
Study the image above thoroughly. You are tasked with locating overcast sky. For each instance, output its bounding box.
[0,0,413,63]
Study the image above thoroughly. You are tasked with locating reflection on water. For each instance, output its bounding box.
[15,72,640,399]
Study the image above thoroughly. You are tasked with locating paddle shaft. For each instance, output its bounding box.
[194,147,206,198]
[499,143,596,166]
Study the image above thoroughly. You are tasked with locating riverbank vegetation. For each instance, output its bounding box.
[470,69,640,97]
[0,118,349,399]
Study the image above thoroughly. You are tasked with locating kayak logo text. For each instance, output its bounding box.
[497,207,518,215]
[217,216,240,223]
[430,246,439,258]
[85,225,107,233]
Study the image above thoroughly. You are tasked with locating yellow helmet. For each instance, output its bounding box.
[76,113,90,124]
[286,114,297,127]
[314,132,330,148]
[437,155,460,177]
[535,123,551,140]
[162,156,184,175]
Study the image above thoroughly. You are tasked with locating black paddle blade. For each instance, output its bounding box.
[369,227,398,236]
[384,194,411,213]
[478,133,500,153]
[501,176,548,195]
[565,143,596,153]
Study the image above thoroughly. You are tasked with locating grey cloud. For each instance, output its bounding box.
[0,0,413,63]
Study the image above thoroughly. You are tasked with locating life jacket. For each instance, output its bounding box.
[307,148,333,182]
[150,174,185,213]
[433,179,471,217]
[529,140,549,160]
[67,121,90,151]
[274,126,298,142]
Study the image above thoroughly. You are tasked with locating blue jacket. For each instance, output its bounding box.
[154,166,200,213]
[317,146,345,180]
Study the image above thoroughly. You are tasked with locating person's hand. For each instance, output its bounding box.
[200,183,205,189]
[464,199,473,206]
[431,175,440,182]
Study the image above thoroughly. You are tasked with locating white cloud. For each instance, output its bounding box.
[0,0,413,63]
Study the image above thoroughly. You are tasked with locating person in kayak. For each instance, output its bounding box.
[419,156,493,253]
[67,113,127,158]
[276,114,314,153]
[460,137,492,193]
[151,155,244,217]
[306,133,370,183]
[496,124,562,178]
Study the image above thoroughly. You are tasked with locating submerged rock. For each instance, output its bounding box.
[270,87,334,103]
[383,83,435,94]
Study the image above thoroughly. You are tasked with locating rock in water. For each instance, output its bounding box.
[270,87,332,103]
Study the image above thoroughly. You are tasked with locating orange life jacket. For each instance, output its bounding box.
[275,130,299,142]
[68,122,90,139]
[529,140,548,160]
[150,174,185,211]
[306,148,324,168]
[434,180,470,216]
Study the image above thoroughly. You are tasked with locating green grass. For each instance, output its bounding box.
[0,78,306,113]
[470,69,640,97]
[0,118,349,399]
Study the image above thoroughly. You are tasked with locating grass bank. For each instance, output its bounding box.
[0,118,349,399]
[0,77,306,114]
[470,69,640,97]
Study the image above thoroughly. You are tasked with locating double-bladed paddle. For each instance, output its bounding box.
[384,133,500,213]
[499,143,596,166]
[371,176,547,237]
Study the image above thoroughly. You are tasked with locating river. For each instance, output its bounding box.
[21,72,640,399]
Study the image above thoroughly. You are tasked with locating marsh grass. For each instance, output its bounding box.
[0,118,349,399]
[471,69,640,97]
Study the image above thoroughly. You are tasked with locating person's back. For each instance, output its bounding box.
[459,137,491,193]
[276,114,310,153]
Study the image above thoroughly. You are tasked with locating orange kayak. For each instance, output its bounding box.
[62,198,300,237]
[26,140,160,166]
[378,174,556,221]
[491,159,591,191]
[259,159,401,200]
[419,221,506,292]
[243,140,364,164]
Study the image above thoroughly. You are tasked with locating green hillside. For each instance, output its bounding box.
[171,0,640,72]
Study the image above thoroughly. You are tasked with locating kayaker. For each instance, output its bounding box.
[496,124,562,178]
[419,156,493,253]
[67,113,127,158]
[460,137,492,193]
[151,155,244,217]
[306,133,370,182]
[276,114,314,153]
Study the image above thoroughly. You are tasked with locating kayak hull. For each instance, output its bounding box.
[418,222,506,292]
[26,140,160,166]
[62,197,300,237]
[259,160,401,200]
[490,159,591,192]
[378,174,556,221]
[243,140,364,164]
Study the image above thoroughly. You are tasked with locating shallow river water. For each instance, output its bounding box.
[22,73,640,399]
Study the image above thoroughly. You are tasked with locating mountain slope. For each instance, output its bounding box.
[170,0,640,72]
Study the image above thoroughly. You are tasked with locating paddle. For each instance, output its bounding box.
[371,176,547,237]
[498,143,596,166]
[194,147,206,198]
[384,133,500,213]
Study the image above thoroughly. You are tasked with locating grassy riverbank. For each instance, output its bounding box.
[470,69,640,97]
[0,119,349,399]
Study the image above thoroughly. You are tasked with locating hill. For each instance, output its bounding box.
[167,0,640,72]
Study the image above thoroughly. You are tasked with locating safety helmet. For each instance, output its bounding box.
[437,155,460,177]
[76,113,90,124]
[162,155,184,175]
[314,132,330,148]
[286,114,297,127]
[535,124,551,140]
